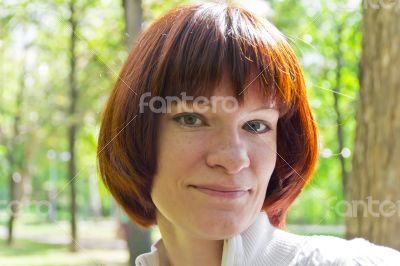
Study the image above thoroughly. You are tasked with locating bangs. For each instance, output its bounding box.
[149,3,303,117]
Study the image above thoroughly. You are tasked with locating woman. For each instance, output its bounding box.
[97,3,400,266]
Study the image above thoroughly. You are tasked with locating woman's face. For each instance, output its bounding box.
[151,75,279,240]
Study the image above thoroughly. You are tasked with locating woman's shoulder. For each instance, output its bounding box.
[290,234,400,266]
[238,213,400,265]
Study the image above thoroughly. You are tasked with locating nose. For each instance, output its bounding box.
[206,128,250,175]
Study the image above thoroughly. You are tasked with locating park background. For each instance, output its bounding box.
[1,0,399,265]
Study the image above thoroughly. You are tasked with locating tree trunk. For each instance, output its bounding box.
[123,0,143,48]
[346,2,400,250]
[6,49,27,245]
[332,16,350,197]
[126,221,152,264]
[68,0,79,252]
[89,171,102,219]
[122,1,152,264]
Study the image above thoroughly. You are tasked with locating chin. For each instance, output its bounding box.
[195,219,248,240]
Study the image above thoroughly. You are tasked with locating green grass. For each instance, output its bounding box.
[0,239,128,266]
[0,218,130,266]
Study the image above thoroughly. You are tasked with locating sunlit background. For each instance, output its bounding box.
[2,0,394,265]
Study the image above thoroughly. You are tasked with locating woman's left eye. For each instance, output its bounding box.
[243,120,271,134]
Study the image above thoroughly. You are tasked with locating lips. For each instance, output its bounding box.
[189,184,250,199]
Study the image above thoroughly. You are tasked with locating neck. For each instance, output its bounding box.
[157,213,224,266]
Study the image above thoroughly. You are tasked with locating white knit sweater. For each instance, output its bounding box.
[135,212,400,266]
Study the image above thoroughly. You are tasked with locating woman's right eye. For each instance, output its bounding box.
[173,113,205,127]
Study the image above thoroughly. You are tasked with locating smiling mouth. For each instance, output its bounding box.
[189,185,249,199]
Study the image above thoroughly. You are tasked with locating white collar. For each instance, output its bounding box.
[135,211,303,266]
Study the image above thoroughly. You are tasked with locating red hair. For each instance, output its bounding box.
[97,3,318,229]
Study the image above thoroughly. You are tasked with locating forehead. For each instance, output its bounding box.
[212,74,276,109]
[167,78,277,117]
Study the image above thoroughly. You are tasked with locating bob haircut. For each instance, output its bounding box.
[97,3,318,229]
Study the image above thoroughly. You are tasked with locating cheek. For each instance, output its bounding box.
[250,139,277,169]
[155,132,208,193]
[248,141,277,192]
[161,132,207,166]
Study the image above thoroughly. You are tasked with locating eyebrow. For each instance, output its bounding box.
[249,105,277,112]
